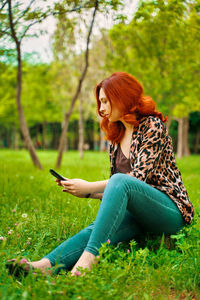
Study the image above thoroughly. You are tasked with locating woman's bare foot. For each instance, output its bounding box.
[28,258,52,274]
[71,251,98,276]
[6,258,52,277]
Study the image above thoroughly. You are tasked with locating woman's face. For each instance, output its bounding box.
[99,88,121,123]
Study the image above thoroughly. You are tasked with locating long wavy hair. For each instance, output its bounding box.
[95,72,167,144]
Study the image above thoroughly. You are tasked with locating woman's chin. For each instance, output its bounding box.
[109,118,118,123]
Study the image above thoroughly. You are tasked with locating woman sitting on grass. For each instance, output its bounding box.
[7,72,194,277]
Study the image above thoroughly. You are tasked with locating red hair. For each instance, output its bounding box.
[95,72,167,144]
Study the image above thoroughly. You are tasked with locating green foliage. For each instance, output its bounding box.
[0,60,65,128]
[0,62,18,126]
[21,62,62,125]
[0,0,124,131]
[0,150,199,299]
[107,0,200,118]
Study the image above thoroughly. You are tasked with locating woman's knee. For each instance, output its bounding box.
[109,173,127,187]
[108,173,139,189]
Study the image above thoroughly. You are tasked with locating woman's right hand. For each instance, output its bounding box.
[56,178,91,198]
[56,178,109,197]
[55,179,64,186]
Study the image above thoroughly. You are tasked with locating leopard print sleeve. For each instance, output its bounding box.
[130,117,166,182]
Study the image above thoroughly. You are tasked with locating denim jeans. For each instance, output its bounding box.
[44,173,185,271]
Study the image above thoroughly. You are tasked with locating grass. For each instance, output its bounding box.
[0,149,200,300]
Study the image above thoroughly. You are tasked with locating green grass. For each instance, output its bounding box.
[0,149,200,300]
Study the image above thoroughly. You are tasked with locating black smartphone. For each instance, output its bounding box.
[49,169,66,181]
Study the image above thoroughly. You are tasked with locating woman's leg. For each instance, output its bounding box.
[27,225,94,274]
[72,173,185,274]
[31,173,185,274]
[42,222,94,273]
[30,210,143,274]
[82,173,185,257]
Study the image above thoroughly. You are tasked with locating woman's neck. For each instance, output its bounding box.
[121,120,134,132]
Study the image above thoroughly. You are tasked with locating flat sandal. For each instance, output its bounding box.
[6,258,34,278]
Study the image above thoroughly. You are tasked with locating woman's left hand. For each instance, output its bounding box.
[60,178,91,198]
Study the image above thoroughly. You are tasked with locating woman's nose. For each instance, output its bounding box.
[100,104,105,113]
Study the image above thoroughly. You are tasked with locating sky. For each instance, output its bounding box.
[21,0,140,62]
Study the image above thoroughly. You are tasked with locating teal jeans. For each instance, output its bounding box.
[44,173,185,272]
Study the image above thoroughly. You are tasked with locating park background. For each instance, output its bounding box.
[0,0,200,299]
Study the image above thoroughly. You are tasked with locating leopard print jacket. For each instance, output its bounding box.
[109,116,194,224]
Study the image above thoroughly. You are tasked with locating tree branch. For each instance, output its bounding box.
[19,4,84,41]
[67,0,99,116]
[0,29,11,37]
[7,0,19,45]
[52,5,82,17]
[0,1,10,37]
[56,0,99,168]
[19,18,41,41]
[5,0,94,43]
[85,1,98,65]
[0,0,8,11]
[14,0,36,26]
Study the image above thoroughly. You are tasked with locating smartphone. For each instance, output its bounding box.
[49,169,66,181]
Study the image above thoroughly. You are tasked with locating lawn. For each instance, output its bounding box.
[0,150,200,300]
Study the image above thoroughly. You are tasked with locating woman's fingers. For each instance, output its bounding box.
[55,178,70,186]
[56,180,62,186]
[60,181,74,190]
[62,188,75,195]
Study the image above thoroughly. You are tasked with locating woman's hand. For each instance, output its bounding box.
[56,178,91,198]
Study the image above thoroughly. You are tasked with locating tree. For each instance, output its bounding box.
[22,62,62,149]
[55,0,123,167]
[78,93,84,158]
[0,0,52,167]
[0,0,96,167]
[78,31,112,152]
[0,60,19,148]
[106,0,200,157]
[56,1,98,167]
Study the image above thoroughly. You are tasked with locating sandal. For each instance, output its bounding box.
[6,258,34,278]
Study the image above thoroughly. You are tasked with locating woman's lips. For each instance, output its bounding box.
[101,113,109,118]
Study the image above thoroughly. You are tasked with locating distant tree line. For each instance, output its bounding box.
[1,113,199,154]
[0,119,104,151]
[0,0,199,169]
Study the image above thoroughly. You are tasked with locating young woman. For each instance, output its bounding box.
[7,72,194,277]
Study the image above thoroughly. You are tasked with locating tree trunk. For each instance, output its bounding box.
[8,0,42,169]
[177,118,183,158]
[166,115,172,133]
[56,113,69,167]
[56,1,98,168]
[100,129,105,152]
[177,117,190,158]
[16,43,42,168]
[62,120,68,152]
[13,125,19,150]
[183,117,190,156]
[78,97,84,159]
